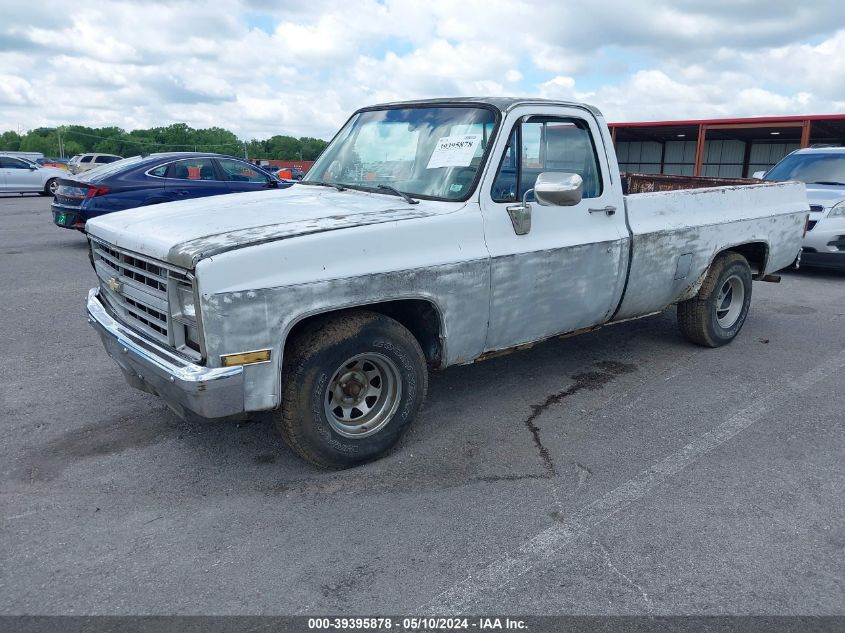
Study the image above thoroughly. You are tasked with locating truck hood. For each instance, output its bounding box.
[86,184,454,269]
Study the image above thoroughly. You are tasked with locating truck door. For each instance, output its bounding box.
[480,106,630,352]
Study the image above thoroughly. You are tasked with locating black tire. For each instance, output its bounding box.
[677,252,752,347]
[278,310,428,469]
[41,178,59,196]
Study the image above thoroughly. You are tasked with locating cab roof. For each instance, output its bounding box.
[365,97,605,118]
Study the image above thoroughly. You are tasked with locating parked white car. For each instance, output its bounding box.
[84,97,808,468]
[756,147,845,270]
[0,154,66,195]
[68,153,123,174]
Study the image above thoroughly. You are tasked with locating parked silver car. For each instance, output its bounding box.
[758,147,845,270]
[0,154,66,195]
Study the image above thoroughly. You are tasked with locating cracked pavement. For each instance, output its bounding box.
[1,195,844,615]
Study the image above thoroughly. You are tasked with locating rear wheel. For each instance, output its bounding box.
[41,178,59,196]
[677,252,752,347]
[277,310,428,469]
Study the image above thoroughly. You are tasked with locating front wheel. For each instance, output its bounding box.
[677,252,752,347]
[277,310,428,469]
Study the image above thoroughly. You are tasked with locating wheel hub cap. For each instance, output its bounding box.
[715,274,745,328]
[325,353,402,438]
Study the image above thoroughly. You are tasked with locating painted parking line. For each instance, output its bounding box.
[422,349,845,614]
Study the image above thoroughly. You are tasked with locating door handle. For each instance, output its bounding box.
[588,205,616,216]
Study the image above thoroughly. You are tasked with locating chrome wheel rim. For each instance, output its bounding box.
[48,179,58,195]
[715,274,745,328]
[324,353,401,438]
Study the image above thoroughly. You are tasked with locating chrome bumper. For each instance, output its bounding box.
[86,288,245,419]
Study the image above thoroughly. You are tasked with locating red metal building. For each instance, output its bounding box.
[609,114,845,178]
[261,159,315,173]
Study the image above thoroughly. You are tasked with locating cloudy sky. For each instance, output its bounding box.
[2,0,844,140]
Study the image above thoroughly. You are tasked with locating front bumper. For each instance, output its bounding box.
[799,250,845,270]
[87,287,245,419]
[802,221,845,270]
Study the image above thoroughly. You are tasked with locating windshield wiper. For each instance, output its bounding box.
[376,184,418,205]
[809,181,845,186]
[300,180,346,191]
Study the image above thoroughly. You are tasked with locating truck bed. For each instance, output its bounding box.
[612,180,809,321]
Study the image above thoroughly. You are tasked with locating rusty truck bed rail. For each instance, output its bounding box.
[622,172,756,194]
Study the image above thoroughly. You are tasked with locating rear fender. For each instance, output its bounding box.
[678,241,768,301]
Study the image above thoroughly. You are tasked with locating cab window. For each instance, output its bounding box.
[492,116,604,202]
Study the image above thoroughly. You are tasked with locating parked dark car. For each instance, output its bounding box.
[258,164,305,180]
[52,152,289,230]
[286,167,306,180]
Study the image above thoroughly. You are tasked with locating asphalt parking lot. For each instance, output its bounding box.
[1,194,843,616]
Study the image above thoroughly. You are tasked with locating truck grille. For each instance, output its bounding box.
[90,239,188,346]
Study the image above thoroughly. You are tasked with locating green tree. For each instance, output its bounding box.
[19,128,59,155]
[0,131,22,151]
[299,136,328,160]
[1,123,330,160]
[63,140,85,157]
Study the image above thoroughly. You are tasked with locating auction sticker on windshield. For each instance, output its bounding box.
[427,134,481,169]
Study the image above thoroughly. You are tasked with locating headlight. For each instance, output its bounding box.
[829,201,845,218]
[174,283,196,322]
[172,280,201,352]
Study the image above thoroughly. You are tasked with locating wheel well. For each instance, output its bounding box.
[285,299,444,368]
[723,242,768,275]
[681,242,770,301]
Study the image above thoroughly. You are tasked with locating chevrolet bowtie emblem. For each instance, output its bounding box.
[106,277,122,292]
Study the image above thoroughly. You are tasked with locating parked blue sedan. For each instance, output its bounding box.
[51,152,290,231]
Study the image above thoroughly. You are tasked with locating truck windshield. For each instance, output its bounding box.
[304,106,497,201]
[764,153,845,185]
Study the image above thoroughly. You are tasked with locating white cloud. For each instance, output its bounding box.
[0,75,36,106]
[538,76,577,100]
[505,69,523,83]
[0,0,842,141]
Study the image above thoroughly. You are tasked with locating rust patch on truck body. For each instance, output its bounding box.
[199,259,491,411]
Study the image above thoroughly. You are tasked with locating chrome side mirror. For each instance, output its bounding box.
[534,172,583,206]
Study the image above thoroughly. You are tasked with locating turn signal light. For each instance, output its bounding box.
[220,349,271,367]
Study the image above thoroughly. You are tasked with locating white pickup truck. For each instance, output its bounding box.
[85,97,808,468]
